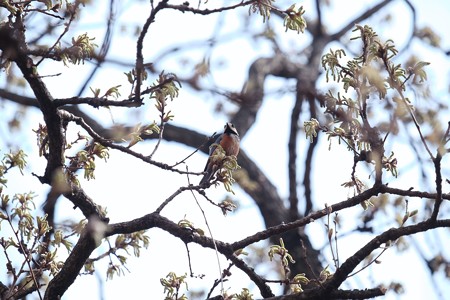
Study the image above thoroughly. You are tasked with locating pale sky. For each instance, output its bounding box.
[1,0,449,299]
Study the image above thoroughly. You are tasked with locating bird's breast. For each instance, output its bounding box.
[220,134,240,156]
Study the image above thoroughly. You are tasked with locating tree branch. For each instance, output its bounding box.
[323,218,450,293]
[1,17,67,183]
[0,89,39,107]
[76,0,116,97]
[288,94,303,219]
[135,0,168,102]
[44,225,100,300]
[302,92,319,216]
[265,287,385,299]
[329,0,393,41]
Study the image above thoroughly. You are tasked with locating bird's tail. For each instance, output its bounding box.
[199,163,216,186]
[199,170,213,186]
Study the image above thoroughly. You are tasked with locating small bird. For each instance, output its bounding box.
[199,122,240,186]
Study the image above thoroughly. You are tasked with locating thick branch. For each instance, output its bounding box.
[323,219,450,293]
[288,95,303,219]
[63,185,109,221]
[0,16,65,183]
[229,255,274,298]
[44,225,100,300]
[0,89,39,107]
[106,213,218,244]
[232,54,302,137]
[232,186,381,250]
[265,287,385,299]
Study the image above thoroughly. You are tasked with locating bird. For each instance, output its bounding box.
[199,122,240,186]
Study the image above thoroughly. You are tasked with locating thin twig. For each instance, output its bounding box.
[400,94,434,160]
[6,216,43,300]
[148,95,166,159]
[184,242,195,277]
[76,0,116,97]
[430,152,442,221]
[135,0,169,102]
[333,213,340,267]
[67,112,201,175]
[154,186,195,214]
[186,166,224,297]
[300,239,320,284]
[207,262,234,298]
[35,2,79,66]
[347,246,389,278]
[169,132,216,168]
[165,0,256,15]
[326,208,338,269]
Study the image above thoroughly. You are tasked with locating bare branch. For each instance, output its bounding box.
[324,219,450,292]
[329,0,392,41]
